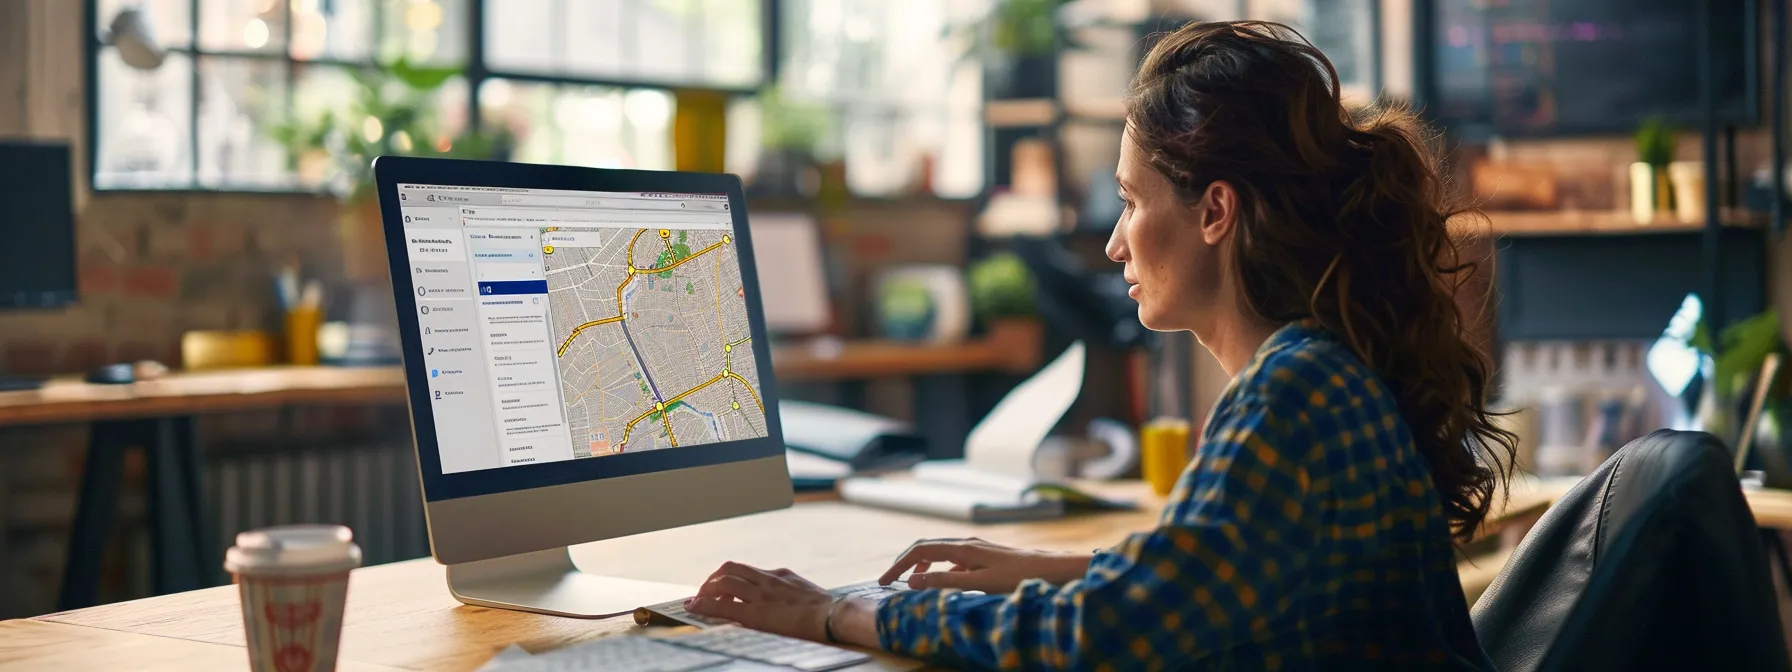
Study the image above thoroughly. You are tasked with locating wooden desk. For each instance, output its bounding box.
[4,335,1044,611]
[0,338,1041,427]
[0,480,1567,671]
[0,367,407,427]
[1512,476,1792,529]
[0,367,415,610]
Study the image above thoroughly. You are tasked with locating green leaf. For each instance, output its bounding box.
[389,57,462,91]
[1701,310,1784,397]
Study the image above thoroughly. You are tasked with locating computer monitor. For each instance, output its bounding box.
[746,213,831,335]
[0,141,77,310]
[374,157,791,618]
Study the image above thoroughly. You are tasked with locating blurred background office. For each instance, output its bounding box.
[1,0,1788,622]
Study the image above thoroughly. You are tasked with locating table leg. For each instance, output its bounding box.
[146,416,212,595]
[59,417,214,610]
[58,420,133,610]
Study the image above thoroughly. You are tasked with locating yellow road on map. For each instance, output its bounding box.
[555,230,729,357]
[550,227,764,451]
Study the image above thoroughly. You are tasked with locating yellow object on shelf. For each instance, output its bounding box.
[180,330,276,370]
[285,307,323,365]
[1140,417,1192,496]
[673,89,728,173]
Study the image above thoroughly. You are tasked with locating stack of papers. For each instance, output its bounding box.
[838,343,1135,522]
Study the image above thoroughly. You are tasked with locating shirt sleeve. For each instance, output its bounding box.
[875,382,1320,670]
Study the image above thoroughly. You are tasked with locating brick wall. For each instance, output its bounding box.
[0,0,360,617]
[0,1,352,374]
[0,193,346,375]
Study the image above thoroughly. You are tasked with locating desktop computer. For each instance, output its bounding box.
[374,157,793,618]
[0,141,78,391]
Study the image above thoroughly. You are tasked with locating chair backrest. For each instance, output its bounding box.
[1471,430,1789,672]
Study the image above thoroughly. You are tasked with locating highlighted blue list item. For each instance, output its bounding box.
[477,280,548,296]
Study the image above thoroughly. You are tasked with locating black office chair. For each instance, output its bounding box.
[1472,430,1791,671]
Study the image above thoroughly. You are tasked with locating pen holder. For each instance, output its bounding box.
[285,307,322,366]
[1140,417,1192,497]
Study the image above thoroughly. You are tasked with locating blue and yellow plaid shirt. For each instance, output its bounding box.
[877,320,1493,670]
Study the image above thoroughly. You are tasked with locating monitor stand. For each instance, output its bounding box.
[445,546,693,618]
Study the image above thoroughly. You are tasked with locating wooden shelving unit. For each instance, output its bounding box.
[1457,209,1768,238]
[773,336,1039,382]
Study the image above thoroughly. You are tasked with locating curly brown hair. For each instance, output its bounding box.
[1127,20,1516,541]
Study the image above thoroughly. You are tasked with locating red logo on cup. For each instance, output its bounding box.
[266,601,322,627]
[274,643,315,672]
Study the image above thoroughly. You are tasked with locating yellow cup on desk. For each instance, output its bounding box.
[1141,417,1193,496]
[285,307,322,365]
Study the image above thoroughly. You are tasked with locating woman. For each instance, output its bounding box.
[687,20,1516,670]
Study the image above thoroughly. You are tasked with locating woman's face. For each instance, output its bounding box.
[1106,129,1233,332]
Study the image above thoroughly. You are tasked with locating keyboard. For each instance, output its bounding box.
[493,625,868,672]
[635,580,911,628]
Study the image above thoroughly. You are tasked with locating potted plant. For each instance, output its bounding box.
[947,0,1070,100]
[750,85,834,199]
[270,58,512,281]
[968,252,1042,370]
[1630,117,1677,224]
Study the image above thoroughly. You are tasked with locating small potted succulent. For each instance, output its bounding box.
[1630,117,1677,224]
[968,252,1042,370]
[947,0,1071,100]
[750,85,835,199]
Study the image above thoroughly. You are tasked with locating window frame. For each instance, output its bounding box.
[84,0,778,194]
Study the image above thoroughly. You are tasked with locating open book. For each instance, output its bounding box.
[838,342,1135,522]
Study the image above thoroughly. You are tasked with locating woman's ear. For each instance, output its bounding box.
[1196,180,1239,246]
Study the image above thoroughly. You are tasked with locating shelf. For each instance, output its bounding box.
[1454,209,1767,237]
[1063,98,1127,122]
[772,337,1038,382]
[984,99,1057,128]
[983,98,1127,128]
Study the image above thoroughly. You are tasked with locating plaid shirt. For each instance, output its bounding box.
[876,321,1493,670]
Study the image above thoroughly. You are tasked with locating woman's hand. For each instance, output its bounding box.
[685,562,881,648]
[878,538,1093,593]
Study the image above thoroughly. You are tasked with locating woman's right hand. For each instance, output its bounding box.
[877,538,1093,593]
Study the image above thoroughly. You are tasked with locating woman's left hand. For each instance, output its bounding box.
[685,562,836,642]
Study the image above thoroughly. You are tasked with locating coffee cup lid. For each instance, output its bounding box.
[225,525,362,575]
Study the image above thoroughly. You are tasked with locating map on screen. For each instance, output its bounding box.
[543,226,768,456]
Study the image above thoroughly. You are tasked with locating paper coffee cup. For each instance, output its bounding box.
[225,525,362,672]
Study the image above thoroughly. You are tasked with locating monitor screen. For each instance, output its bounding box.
[396,183,769,474]
[1428,0,1756,136]
[746,213,831,335]
[0,142,77,308]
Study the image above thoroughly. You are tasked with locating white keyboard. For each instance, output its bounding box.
[494,626,868,672]
[492,635,737,672]
[677,625,870,671]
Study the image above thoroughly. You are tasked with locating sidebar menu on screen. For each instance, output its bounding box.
[463,216,574,467]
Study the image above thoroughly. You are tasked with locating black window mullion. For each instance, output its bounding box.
[762,0,779,86]
[189,0,201,186]
[283,1,299,187]
[371,0,385,61]
[468,0,487,133]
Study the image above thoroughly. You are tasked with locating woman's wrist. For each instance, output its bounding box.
[826,596,885,649]
[1044,552,1096,582]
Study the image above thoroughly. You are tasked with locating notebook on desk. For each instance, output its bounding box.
[836,342,1135,523]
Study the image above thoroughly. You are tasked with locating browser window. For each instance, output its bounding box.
[397,184,768,474]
